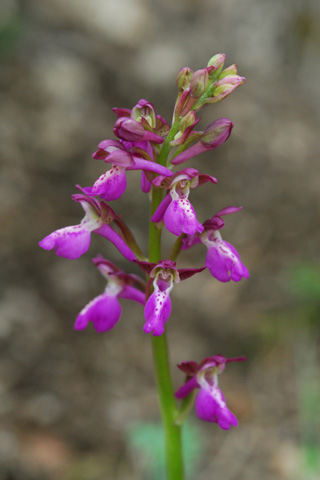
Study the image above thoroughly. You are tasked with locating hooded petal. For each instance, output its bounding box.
[83,166,127,201]
[143,288,171,336]
[74,292,122,333]
[195,385,238,429]
[39,225,91,259]
[164,198,204,236]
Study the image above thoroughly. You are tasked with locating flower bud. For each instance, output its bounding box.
[219,64,238,79]
[201,118,234,147]
[207,53,226,80]
[206,75,246,104]
[176,67,194,91]
[190,68,210,98]
[113,117,163,143]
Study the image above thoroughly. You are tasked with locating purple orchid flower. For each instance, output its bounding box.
[182,206,249,282]
[83,140,172,201]
[175,355,246,429]
[39,193,136,262]
[74,256,145,333]
[151,168,217,237]
[171,118,233,166]
[136,260,205,336]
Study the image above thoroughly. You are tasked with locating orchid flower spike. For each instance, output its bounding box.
[135,260,205,336]
[151,168,217,237]
[74,256,145,333]
[175,355,246,429]
[182,206,249,283]
[39,192,136,262]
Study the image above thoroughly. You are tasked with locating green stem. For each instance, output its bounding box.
[148,126,185,478]
[151,333,184,480]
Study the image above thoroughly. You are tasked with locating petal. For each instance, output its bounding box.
[128,157,173,177]
[164,199,204,236]
[94,224,136,262]
[151,194,171,223]
[175,377,200,399]
[195,386,238,429]
[140,171,151,193]
[205,240,249,282]
[143,289,171,336]
[74,293,122,333]
[83,167,127,201]
[118,285,145,305]
[39,225,91,259]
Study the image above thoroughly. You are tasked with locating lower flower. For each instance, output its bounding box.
[175,354,245,429]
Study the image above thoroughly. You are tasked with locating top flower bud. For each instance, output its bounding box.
[207,53,226,80]
[113,117,164,144]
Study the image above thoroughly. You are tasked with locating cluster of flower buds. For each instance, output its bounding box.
[39,55,248,428]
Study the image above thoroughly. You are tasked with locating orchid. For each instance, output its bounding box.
[83,139,173,201]
[39,193,136,262]
[39,54,249,479]
[175,355,246,429]
[182,206,249,282]
[151,168,216,237]
[74,256,145,333]
[136,260,205,336]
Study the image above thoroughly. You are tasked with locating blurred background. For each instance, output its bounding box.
[1,0,320,478]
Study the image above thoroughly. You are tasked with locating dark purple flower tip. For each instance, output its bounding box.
[74,293,122,333]
[177,361,200,376]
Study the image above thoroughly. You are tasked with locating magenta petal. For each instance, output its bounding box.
[140,171,151,193]
[94,224,136,262]
[164,199,204,236]
[128,157,173,177]
[39,225,91,259]
[206,240,249,282]
[83,167,127,201]
[118,285,145,305]
[175,377,199,399]
[151,194,171,223]
[195,386,238,429]
[143,290,171,336]
[74,293,121,333]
